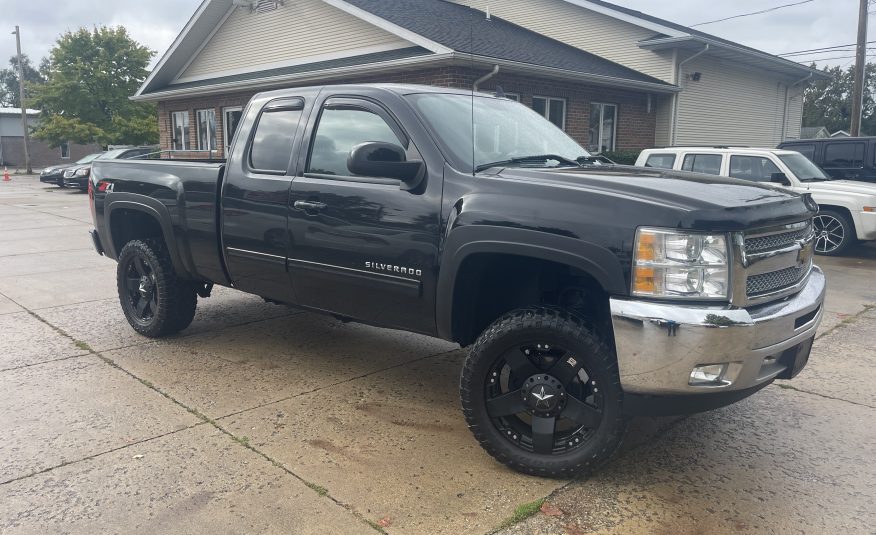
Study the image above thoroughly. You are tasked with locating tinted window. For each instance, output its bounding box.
[786,143,815,161]
[307,107,401,176]
[729,156,781,182]
[250,108,303,173]
[823,142,864,168]
[644,154,676,169]
[681,154,722,175]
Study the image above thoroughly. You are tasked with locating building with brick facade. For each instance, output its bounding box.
[0,108,101,170]
[134,0,826,159]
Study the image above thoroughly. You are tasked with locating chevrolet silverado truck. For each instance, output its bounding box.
[88,84,825,477]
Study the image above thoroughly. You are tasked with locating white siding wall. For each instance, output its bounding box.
[653,96,673,146]
[674,54,797,147]
[448,0,675,81]
[176,0,412,83]
[783,86,804,140]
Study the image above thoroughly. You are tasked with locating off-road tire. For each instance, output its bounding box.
[460,307,626,478]
[117,239,198,338]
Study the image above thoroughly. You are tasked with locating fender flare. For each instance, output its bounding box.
[435,225,628,340]
[105,194,193,278]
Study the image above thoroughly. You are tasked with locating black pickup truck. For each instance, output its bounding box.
[89,84,825,477]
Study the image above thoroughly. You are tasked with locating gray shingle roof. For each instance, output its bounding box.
[341,0,670,86]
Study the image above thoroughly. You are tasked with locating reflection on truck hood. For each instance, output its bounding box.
[487,164,814,231]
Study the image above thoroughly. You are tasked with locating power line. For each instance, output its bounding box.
[778,40,876,56]
[788,47,876,58]
[794,53,876,63]
[690,0,815,27]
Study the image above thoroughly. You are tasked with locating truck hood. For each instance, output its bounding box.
[486,164,816,231]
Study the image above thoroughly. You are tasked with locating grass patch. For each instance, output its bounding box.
[497,498,546,530]
[73,340,92,351]
[365,520,388,534]
[306,482,329,496]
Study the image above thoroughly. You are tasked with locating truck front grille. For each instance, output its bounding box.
[746,264,810,296]
[744,222,811,253]
[733,220,815,305]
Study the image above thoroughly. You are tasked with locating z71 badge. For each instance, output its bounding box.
[365,261,422,277]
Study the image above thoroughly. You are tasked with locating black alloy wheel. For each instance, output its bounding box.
[813,210,853,256]
[116,239,198,338]
[461,307,626,478]
[123,255,159,325]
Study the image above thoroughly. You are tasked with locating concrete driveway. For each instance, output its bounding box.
[1,176,874,534]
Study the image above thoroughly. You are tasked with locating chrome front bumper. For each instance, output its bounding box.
[609,266,825,395]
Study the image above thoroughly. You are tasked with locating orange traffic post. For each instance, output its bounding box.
[2,167,10,181]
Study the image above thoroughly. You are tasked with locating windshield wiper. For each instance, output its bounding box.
[800,177,831,182]
[475,154,580,173]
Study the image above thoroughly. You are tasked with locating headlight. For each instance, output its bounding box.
[632,227,729,300]
[75,167,90,177]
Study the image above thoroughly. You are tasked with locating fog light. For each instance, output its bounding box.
[689,364,727,386]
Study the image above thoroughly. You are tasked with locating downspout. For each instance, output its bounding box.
[782,72,813,141]
[671,43,709,146]
[473,65,500,92]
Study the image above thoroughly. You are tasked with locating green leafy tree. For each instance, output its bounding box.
[33,26,158,147]
[0,54,45,108]
[803,63,876,135]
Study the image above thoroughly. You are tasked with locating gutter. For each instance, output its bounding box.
[473,65,499,91]
[781,72,814,141]
[639,36,828,79]
[132,52,681,102]
[671,44,709,146]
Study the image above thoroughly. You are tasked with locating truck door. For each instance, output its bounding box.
[287,95,441,335]
[221,97,305,302]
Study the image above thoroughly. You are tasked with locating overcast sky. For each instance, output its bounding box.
[0,0,870,73]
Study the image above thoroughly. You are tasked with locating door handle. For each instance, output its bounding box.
[293,200,326,213]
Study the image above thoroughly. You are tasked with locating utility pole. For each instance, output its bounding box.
[12,26,31,174]
[850,0,868,137]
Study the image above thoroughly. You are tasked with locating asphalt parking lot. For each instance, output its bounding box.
[1,176,875,535]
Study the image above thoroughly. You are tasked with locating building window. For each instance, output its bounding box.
[196,109,217,152]
[503,93,520,102]
[532,96,566,129]
[60,141,70,159]
[223,106,243,155]
[589,103,617,153]
[171,111,190,151]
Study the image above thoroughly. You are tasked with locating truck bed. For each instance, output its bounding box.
[91,158,229,285]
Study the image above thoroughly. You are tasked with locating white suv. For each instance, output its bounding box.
[636,147,876,255]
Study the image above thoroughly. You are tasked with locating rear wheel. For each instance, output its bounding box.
[117,239,198,338]
[460,307,626,478]
[813,209,853,256]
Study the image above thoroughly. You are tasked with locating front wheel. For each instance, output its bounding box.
[117,239,198,338]
[460,307,626,478]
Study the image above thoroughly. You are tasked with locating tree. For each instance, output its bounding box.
[803,63,876,135]
[0,54,45,108]
[32,26,158,147]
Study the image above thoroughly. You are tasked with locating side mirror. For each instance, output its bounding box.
[770,172,791,186]
[347,141,424,190]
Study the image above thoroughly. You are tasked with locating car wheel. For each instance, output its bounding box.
[813,210,854,256]
[460,307,626,478]
[117,239,198,338]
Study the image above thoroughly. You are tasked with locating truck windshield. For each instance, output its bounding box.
[406,93,590,172]
[778,153,831,182]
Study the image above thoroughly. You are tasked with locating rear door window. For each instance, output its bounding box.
[681,153,722,175]
[249,101,304,173]
[644,154,676,169]
[823,142,864,169]
[729,156,781,182]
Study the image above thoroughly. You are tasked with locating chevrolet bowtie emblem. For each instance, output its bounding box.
[531,386,554,407]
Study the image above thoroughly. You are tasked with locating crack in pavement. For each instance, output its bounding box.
[772,383,876,410]
[815,303,876,340]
